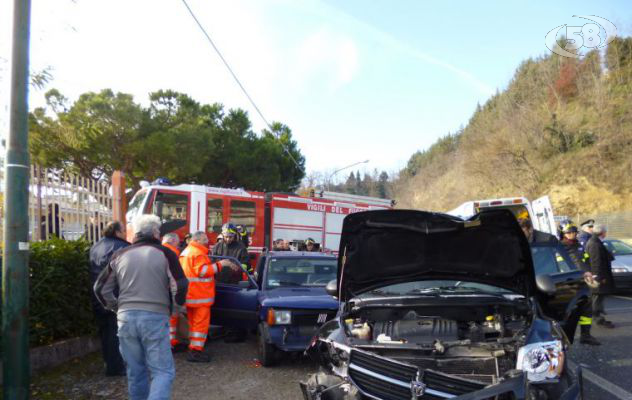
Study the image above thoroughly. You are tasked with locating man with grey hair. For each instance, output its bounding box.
[162,233,181,257]
[95,214,189,399]
[586,223,616,328]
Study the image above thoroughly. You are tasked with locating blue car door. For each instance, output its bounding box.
[212,257,260,331]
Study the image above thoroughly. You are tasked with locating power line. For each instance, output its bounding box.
[179,0,302,169]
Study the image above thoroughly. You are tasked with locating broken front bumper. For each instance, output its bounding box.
[300,364,582,400]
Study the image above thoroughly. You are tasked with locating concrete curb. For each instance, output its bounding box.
[0,335,100,383]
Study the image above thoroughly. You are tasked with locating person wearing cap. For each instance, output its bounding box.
[585,224,616,328]
[305,238,318,252]
[578,219,595,250]
[560,222,600,345]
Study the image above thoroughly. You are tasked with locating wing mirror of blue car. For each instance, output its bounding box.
[535,274,556,295]
[326,280,338,298]
[237,280,251,289]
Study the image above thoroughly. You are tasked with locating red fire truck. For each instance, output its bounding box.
[126,183,392,259]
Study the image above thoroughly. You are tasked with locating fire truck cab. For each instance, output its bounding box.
[126,183,392,261]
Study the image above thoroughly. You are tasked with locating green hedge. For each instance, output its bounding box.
[1,238,96,349]
[29,238,96,346]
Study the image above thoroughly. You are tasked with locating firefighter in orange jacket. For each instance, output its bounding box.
[171,231,220,362]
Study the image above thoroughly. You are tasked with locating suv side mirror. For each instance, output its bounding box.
[237,280,251,289]
[536,274,556,295]
[326,280,338,298]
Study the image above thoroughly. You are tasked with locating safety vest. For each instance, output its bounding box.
[180,241,219,307]
[163,242,180,257]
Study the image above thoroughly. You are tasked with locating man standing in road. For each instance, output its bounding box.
[212,223,249,268]
[305,238,319,252]
[162,233,181,257]
[89,221,129,376]
[518,218,558,244]
[178,231,220,362]
[586,224,616,328]
[578,219,595,250]
[95,215,189,400]
[559,223,601,345]
[212,223,250,342]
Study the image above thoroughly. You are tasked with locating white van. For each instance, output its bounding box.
[447,196,557,235]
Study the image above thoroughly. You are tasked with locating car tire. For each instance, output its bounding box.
[258,323,278,367]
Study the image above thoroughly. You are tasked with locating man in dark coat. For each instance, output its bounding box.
[518,218,558,244]
[585,224,616,328]
[578,219,595,250]
[212,223,249,268]
[89,221,129,376]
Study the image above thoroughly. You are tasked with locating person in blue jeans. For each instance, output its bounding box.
[95,215,188,400]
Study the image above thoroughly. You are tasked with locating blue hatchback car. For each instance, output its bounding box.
[212,251,339,366]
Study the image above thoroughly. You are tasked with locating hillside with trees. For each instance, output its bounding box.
[393,37,632,215]
[29,89,305,192]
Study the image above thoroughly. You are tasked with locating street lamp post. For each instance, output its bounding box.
[326,159,369,191]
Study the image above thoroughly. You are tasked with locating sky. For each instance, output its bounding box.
[1,0,630,182]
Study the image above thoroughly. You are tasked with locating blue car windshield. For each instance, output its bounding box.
[266,258,337,288]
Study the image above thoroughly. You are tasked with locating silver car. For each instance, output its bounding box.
[603,239,632,292]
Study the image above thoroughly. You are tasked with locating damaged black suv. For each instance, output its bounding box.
[301,209,585,400]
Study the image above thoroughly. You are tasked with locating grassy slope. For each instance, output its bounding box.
[394,39,632,215]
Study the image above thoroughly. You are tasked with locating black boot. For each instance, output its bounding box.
[579,325,601,345]
[596,318,615,329]
[187,349,211,363]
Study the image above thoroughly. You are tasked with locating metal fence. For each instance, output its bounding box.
[1,165,113,243]
[574,211,632,241]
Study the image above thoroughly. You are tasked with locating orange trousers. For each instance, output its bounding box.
[169,306,211,351]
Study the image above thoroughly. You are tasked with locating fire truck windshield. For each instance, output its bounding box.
[127,188,148,222]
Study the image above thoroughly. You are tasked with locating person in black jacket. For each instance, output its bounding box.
[585,224,616,328]
[518,218,558,244]
[212,223,249,268]
[578,219,595,250]
[560,223,600,345]
[89,221,129,376]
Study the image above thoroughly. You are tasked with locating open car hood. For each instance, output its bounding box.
[337,209,536,301]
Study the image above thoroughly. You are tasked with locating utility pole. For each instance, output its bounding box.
[3,0,32,398]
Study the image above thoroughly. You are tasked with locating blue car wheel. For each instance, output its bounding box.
[258,323,279,367]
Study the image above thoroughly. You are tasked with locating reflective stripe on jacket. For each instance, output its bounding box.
[180,241,218,307]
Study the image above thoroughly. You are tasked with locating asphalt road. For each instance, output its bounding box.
[30,295,632,400]
[568,295,632,400]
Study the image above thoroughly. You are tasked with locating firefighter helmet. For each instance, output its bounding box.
[222,223,238,237]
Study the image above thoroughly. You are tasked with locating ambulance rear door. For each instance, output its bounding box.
[532,195,557,235]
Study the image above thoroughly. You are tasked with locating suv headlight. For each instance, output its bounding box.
[516,340,564,382]
[612,267,629,274]
[267,309,292,325]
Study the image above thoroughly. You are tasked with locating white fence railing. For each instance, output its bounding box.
[1,165,113,243]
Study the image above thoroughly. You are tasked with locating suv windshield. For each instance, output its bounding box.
[265,257,337,288]
[357,280,516,297]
